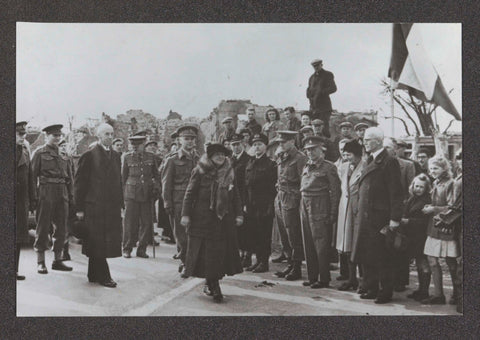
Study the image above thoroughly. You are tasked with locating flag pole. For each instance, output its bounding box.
[390,78,395,137]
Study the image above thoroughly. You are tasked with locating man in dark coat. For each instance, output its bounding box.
[273,131,308,281]
[162,124,200,277]
[230,134,253,267]
[351,127,404,304]
[306,59,337,138]
[122,136,160,258]
[31,124,73,274]
[244,133,277,273]
[16,121,35,280]
[245,107,262,136]
[312,119,336,162]
[74,123,123,288]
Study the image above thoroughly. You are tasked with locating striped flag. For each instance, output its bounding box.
[388,23,461,120]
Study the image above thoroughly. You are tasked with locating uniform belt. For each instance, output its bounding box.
[39,177,66,184]
[301,190,329,197]
[278,186,300,194]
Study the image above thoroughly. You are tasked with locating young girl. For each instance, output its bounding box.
[401,174,432,301]
[421,156,458,305]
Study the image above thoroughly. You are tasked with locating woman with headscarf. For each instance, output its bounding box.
[181,143,244,303]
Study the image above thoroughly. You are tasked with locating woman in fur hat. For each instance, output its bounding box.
[181,143,244,302]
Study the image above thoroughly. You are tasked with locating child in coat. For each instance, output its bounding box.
[400,174,432,301]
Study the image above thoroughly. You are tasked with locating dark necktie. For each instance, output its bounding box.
[367,155,374,165]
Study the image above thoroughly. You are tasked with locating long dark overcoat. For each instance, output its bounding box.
[74,144,123,258]
[306,68,337,113]
[232,151,252,251]
[350,149,403,265]
[16,144,34,244]
[181,156,243,280]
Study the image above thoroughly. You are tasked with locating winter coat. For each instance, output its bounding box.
[402,193,431,258]
[74,144,123,258]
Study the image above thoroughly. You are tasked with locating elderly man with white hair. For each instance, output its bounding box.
[350,127,404,304]
[74,123,124,288]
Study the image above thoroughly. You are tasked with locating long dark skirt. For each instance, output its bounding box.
[185,226,243,281]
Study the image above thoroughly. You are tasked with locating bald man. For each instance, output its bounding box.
[351,127,403,304]
[74,123,123,287]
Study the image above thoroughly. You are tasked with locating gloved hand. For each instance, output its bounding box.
[76,211,85,221]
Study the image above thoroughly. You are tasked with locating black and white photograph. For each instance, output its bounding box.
[15,22,463,317]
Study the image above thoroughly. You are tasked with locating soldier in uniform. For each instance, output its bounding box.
[122,135,160,258]
[31,124,73,273]
[312,119,336,162]
[16,121,35,280]
[273,131,308,281]
[58,139,76,261]
[229,133,252,268]
[162,124,200,276]
[218,117,236,145]
[300,136,341,288]
[244,133,277,273]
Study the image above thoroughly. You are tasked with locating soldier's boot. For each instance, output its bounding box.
[285,263,302,281]
[271,253,287,263]
[37,252,48,274]
[52,252,73,271]
[242,252,252,268]
[61,243,71,261]
[274,263,293,278]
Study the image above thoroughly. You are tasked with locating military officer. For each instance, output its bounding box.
[300,136,341,288]
[312,119,336,162]
[273,131,308,281]
[230,133,253,268]
[58,138,75,261]
[162,124,200,276]
[244,133,277,273]
[31,124,73,273]
[16,121,34,280]
[122,135,160,258]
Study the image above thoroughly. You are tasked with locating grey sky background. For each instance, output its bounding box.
[16,23,461,137]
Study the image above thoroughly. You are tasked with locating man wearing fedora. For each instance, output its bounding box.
[306,59,337,138]
[162,124,200,277]
[31,124,73,274]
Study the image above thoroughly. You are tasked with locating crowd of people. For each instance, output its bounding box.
[15,59,462,312]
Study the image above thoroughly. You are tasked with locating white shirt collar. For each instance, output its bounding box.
[371,147,384,160]
[234,150,244,159]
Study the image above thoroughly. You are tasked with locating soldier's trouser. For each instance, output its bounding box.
[276,191,304,264]
[274,195,292,258]
[300,195,331,283]
[34,186,68,260]
[158,197,173,239]
[169,202,187,263]
[123,200,153,253]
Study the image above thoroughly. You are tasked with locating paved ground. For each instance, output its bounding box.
[17,230,459,316]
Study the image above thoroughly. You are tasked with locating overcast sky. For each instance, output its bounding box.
[16,23,461,136]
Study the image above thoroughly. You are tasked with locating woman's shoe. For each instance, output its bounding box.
[338,281,359,291]
[212,281,223,303]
